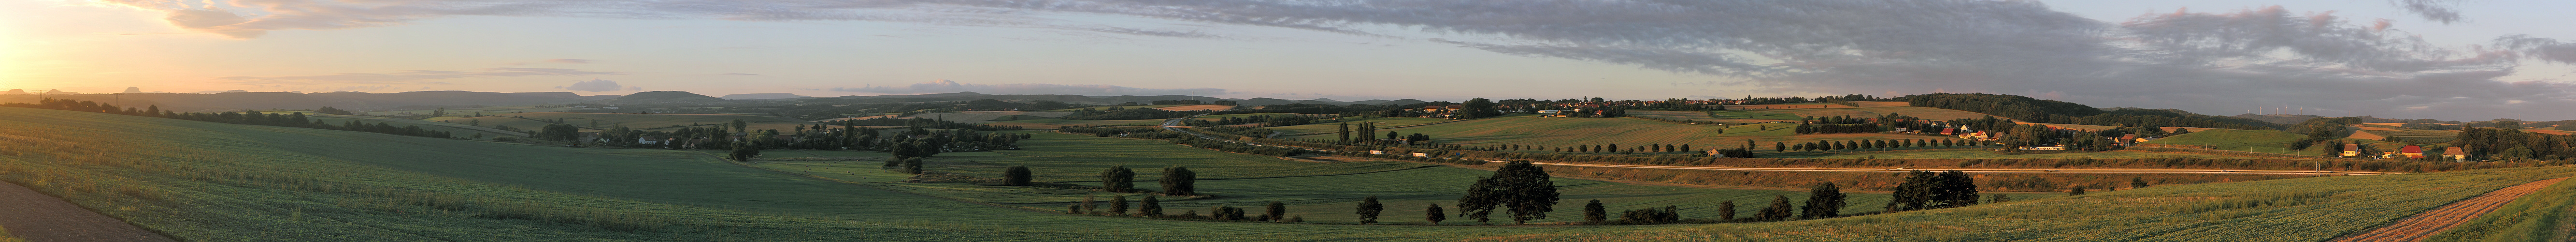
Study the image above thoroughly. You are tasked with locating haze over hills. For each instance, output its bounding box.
[0,91,611,112]
[716,93,815,100]
[0,89,1430,113]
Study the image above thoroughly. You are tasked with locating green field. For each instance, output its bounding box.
[1266,117,1451,134]
[8,106,2574,241]
[983,119,1168,129]
[283,112,527,139]
[1045,105,1190,112]
[2139,129,2322,155]
[1303,115,1919,150]
[839,111,1078,124]
[1710,106,2001,121]
[433,112,817,132]
[1778,149,2316,160]
[744,131,2075,224]
[376,105,599,117]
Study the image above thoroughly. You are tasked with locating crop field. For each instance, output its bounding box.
[2364,128,2460,137]
[1267,117,1451,134]
[1045,105,1189,111]
[983,119,1167,129]
[2524,129,2575,136]
[375,106,599,117]
[1712,106,2003,121]
[2040,123,2118,131]
[748,132,1942,224]
[1721,104,1851,110]
[1847,101,1910,107]
[2141,129,2322,156]
[1191,113,1317,121]
[830,111,1076,123]
[434,112,818,132]
[1301,116,1923,149]
[1627,110,1797,123]
[1776,150,2311,160]
[1154,105,1236,111]
[8,107,2575,241]
[286,112,526,139]
[0,107,1699,241]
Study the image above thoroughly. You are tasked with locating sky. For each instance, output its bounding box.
[4,0,2575,121]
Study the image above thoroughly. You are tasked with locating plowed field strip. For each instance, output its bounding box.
[2331,178,2569,242]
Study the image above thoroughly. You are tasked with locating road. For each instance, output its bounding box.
[0,182,177,242]
[1153,116,2402,175]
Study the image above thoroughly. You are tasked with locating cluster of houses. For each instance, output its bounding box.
[2341,144,2474,162]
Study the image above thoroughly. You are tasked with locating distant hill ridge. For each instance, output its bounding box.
[0,91,606,112]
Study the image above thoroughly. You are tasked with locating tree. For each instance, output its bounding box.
[1775,142,1787,152]
[1755,195,1794,220]
[1338,122,1352,143]
[1583,200,1608,224]
[729,142,761,162]
[1078,195,1098,214]
[899,157,924,174]
[2069,187,2087,196]
[1458,161,1561,224]
[1934,170,1979,208]
[1355,196,1385,224]
[1161,166,1198,196]
[1265,201,1288,222]
[1386,131,1400,140]
[1460,98,1503,119]
[1100,165,1136,193]
[2130,178,2151,189]
[730,119,749,132]
[1214,206,1246,221]
[1717,200,1737,221]
[1109,195,1130,215]
[1002,166,1032,186]
[1425,203,1447,225]
[1801,182,1847,219]
[1141,196,1164,217]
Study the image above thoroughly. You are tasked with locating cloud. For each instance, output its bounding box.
[720,73,761,76]
[557,79,625,92]
[115,0,2576,120]
[215,67,623,85]
[2393,0,2465,24]
[831,80,1230,96]
[545,59,592,63]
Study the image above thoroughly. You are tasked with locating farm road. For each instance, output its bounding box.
[0,182,175,242]
[2329,178,2569,242]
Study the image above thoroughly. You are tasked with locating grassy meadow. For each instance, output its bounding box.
[289,112,527,139]
[749,132,1960,224]
[5,106,2571,242]
[434,112,817,132]
[2140,129,2322,155]
[1266,117,1452,134]
[1298,115,1916,150]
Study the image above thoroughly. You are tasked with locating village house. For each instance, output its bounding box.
[2400,146,2426,158]
[2341,144,2362,157]
[638,136,664,145]
[2445,147,2469,162]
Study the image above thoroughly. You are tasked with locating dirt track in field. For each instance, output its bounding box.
[2330,177,2569,242]
[0,182,175,242]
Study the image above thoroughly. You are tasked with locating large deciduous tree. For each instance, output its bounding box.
[1457,161,1560,224]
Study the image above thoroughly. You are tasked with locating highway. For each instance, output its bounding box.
[1153,116,2400,175]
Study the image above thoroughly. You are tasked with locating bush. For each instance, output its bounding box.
[1002,166,1031,186]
